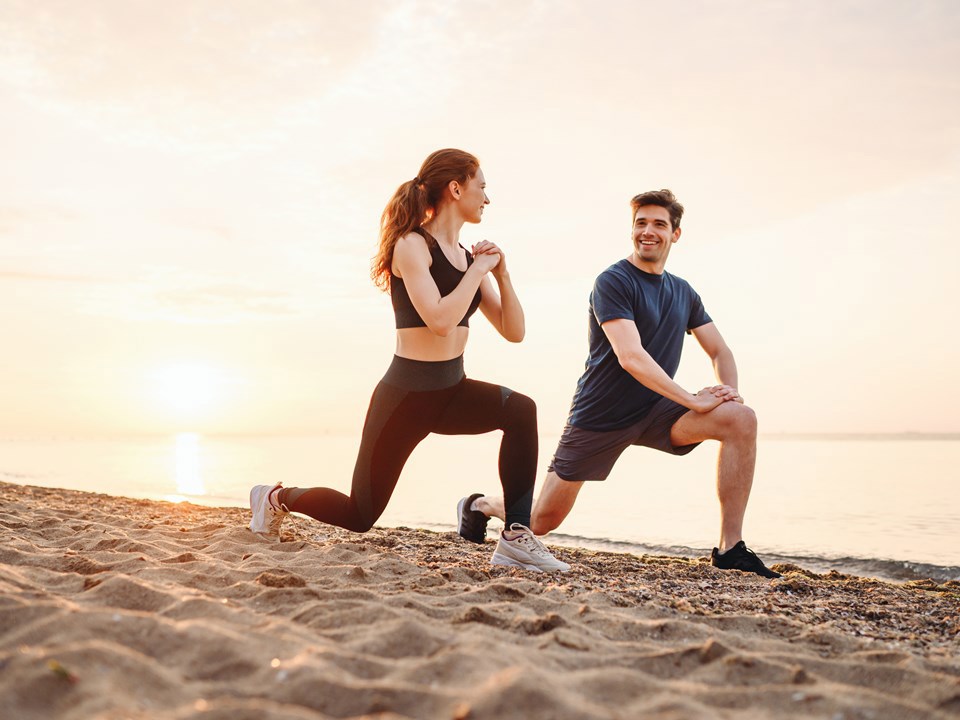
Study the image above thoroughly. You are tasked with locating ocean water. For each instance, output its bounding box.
[1,433,958,582]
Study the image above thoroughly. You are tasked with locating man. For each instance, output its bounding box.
[457,189,780,578]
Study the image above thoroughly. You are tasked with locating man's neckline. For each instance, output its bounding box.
[624,256,666,277]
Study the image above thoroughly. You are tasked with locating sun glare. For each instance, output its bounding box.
[149,362,231,419]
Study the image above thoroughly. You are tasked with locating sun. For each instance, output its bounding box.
[149,362,230,419]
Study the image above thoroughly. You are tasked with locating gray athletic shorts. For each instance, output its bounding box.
[548,395,700,481]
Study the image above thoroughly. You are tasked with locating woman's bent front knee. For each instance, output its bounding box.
[503,391,537,426]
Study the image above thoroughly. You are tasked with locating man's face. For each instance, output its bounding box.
[632,205,680,266]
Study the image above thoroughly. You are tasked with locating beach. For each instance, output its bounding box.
[1,481,958,719]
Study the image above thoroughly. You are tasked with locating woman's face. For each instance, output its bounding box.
[459,168,490,223]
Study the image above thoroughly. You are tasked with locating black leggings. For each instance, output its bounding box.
[279,355,536,532]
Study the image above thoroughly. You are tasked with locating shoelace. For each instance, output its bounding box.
[266,485,288,532]
[514,532,552,558]
[733,545,768,569]
[268,514,284,532]
[740,545,760,560]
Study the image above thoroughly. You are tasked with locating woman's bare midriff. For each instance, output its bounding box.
[394,326,469,362]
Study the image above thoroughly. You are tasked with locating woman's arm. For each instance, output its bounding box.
[477,270,525,342]
[393,232,497,337]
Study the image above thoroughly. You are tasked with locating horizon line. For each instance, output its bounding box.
[2,430,960,442]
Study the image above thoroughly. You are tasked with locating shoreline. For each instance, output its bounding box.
[543,537,960,586]
[1,482,958,719]
[8,477,959,585]
[419,525,960,585]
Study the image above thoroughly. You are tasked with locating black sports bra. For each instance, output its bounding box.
[391,228,483,329]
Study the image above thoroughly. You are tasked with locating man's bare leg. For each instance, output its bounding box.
[472,471,585,536]
[530,472,584,535]
[670,401,757,552]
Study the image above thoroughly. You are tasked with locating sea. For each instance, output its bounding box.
[1,433,958,583]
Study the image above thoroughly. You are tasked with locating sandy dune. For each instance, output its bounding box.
[1,481,958,719]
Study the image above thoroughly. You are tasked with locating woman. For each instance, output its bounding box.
[248,149,568,572]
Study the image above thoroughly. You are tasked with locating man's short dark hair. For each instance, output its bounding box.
[630,189,684,230]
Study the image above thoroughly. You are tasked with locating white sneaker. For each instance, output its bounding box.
[249,483,288,538]
[491,523,571,572]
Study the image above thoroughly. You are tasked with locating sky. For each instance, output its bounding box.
[1,0,958,437]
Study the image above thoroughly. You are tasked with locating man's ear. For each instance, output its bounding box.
[672,227,682,243]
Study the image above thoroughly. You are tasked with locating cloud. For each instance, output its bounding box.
[0,206,82,234]
[0,0,385,151]
[78,267,307,324]
[0,261,307,321]
[151,284,299,321]
[0,270,102,283]
[0,1,559,159]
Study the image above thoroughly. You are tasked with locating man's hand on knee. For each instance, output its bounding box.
[704,384,743,404]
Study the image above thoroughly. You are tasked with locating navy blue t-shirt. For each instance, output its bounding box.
[567,259,712,431]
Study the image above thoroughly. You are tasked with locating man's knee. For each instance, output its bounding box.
[530,472,581,535]
[716,402,757,440]
[530,509,563,536]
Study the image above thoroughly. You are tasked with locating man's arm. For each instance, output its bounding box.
[602,319,725,413]
[690,322,742,402]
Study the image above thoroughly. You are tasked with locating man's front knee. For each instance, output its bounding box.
[721,402,757,440]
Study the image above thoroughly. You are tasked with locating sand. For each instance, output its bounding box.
[0,481,958,720]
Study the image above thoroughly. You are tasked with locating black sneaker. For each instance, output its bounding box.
[456,493,489,544]
[711,541,782,579]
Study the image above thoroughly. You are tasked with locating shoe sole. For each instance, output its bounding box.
[491,553,544,572]
[710,560,781,579]
[491,552,570,573]
[712,565,781,579]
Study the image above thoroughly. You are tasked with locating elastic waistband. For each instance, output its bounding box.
[382,354,465,392]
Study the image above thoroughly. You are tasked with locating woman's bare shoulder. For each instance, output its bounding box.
[392,231,432,277]
[395,231,431,257]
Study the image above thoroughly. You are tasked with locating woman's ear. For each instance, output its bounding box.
[447,180,462,200]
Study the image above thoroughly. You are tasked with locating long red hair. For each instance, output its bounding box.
[372,148,480,292]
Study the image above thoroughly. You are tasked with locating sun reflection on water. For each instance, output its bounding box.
[168,432,205,500]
